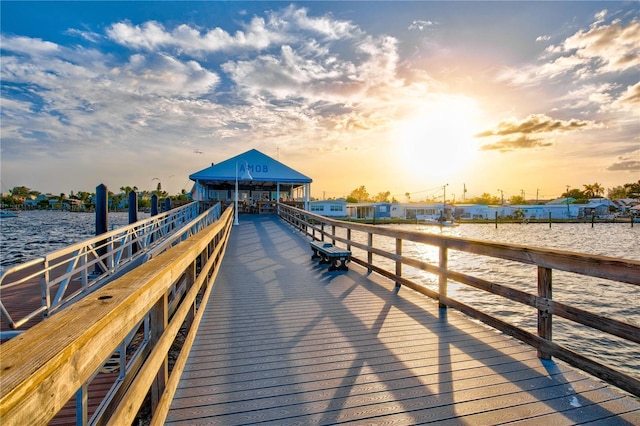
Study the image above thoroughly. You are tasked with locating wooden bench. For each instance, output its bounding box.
[309,240,351,271]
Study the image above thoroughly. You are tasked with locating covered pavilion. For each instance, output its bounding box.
[189,149,312,212]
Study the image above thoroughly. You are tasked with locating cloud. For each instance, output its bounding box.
[65,27,101,43]
[409,20,436,31]
[558,83,615,110]
[476,113,596,137]
[113,53,220,97]
[498,12,640,85]
[1,2,422,176]
[550,15,640,76]
[480,135,552,152]
[105,6,359,56]
[476,113,601,153]
[607,148,640,173]
[106,18,284,54]
[278,5,359,40]
[607,160,640,172]
[607,81,640,112]
[0,35,59,56]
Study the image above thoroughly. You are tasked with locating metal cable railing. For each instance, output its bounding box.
[0,202,221,336]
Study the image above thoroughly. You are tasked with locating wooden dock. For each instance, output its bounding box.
[166,216,640,425]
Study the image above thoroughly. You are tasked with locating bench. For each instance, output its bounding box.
[310,240,351,271]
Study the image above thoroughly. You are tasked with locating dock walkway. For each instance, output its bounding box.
[166,215,639,425]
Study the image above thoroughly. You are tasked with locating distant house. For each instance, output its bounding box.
[453,204,495,220]
[309,200,347,217]
[346,202,392,220]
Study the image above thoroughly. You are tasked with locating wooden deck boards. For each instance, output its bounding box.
[166,215,640,425]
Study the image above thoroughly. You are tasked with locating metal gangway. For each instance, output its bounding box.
[0,202,221,338]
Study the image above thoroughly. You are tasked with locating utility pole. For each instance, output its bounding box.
[443,184,448,219]
[497,189,504,205]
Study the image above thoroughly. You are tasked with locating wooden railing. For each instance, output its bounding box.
[277,203,640,397]
[0,206,234,425]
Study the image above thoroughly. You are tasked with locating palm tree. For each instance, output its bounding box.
[583,183,604,199]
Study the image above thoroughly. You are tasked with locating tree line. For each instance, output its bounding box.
[1,184,190,210]
[341,181,640,204]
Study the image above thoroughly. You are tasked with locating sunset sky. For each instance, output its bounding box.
[1,1,638,201]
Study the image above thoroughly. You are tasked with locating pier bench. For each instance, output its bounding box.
[310,240,351,271]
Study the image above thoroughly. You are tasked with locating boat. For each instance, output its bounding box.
[417,215,458,227]
[0,210,19,218]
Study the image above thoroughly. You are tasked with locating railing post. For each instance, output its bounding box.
[346,229,351,251]
[331,225,336,245]
[395,238,402,288]
[438,245,448,309]
[150,293,168,411]
[367,233,373,273]
[76,383,88,426]
[321,223,325,242]
[185,259,197,329]
[537,266,553,359]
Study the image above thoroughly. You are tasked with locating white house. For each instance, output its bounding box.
[309,200,347,217]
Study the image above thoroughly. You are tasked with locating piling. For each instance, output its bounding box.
[94,184,108,274]
[151,195,158,216]
[129,191,139,254]
[128,191,138,224]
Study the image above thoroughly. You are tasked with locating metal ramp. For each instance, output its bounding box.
[0,202,221,338]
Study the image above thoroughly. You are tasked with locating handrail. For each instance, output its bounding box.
[0,205,234,425]
[277,203,640,397]
[0,202,221,334]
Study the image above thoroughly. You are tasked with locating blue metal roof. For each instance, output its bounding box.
[189,149,312,184]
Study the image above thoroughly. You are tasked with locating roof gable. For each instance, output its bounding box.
[189,149,312,183]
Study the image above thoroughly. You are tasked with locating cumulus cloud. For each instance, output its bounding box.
[498,12,640,85]
[607,158,640,172]
[547,13,640,76]
[606,148,640,172]
[113,53,220,97]
[0,35,59,56]
[476,114,600,152]
[106,18,284,54]
[105,6,358,56]
[0,3,417,170]
[607,82,640,112]
[409,20,436,31]
[480,136,552,152]
[476,113,596,137]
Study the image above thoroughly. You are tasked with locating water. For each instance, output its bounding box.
[1,214,638,381]
[339,222,640,381]
[0,210,149,271]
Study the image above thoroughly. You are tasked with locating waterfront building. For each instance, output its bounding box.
[310,199,348,217]
[189,149,312,210]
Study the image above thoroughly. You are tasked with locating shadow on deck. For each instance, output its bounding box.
[166,215,640,425]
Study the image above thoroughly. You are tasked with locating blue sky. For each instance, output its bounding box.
[1,1,638,201]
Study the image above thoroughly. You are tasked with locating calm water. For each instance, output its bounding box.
[338,222,640,381]
[1,213,638,380]
[0,210,149,271]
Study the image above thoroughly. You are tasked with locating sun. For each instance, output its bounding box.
[395,96,481,182]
